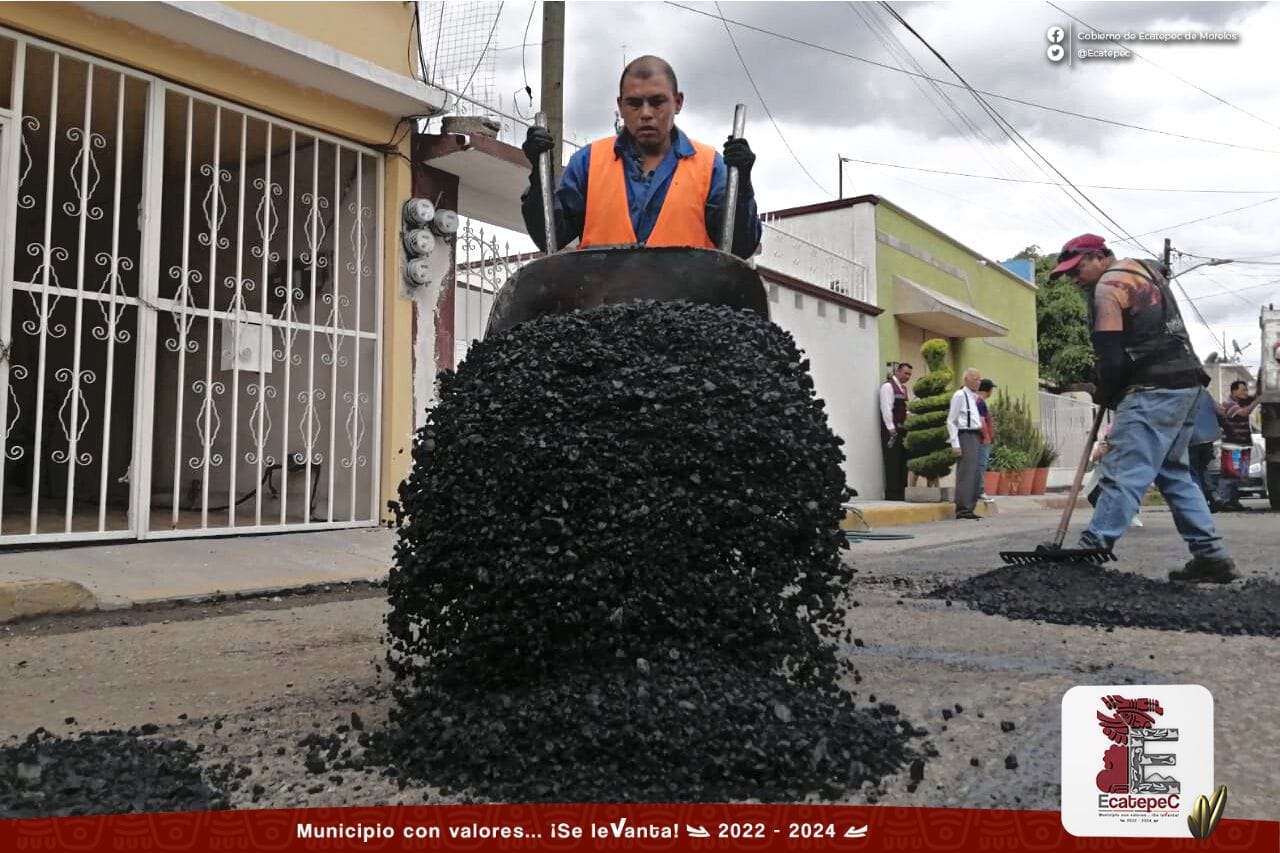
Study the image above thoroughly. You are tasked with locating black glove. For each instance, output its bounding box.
[723,136,756,182]
[522,126,555,174]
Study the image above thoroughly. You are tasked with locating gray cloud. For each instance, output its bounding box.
[464,1,1279,360]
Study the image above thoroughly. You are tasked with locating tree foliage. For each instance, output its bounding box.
[1013,245,1094,389]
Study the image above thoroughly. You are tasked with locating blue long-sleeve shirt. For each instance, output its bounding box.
[521,127,762,259]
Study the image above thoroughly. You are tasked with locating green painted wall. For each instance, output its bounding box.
[873,202,1041,420]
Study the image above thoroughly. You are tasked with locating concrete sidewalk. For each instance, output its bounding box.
[0,495,1084,624]
[0,528,393,623]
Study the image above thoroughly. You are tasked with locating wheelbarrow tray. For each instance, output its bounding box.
[485,245,770,337]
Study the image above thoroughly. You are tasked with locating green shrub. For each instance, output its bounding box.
[903,425,948,455]
[905,339,956,482]
[911,368,954,400]
[1036,440,1060,468]
[903,409,949,432]
[990,394,1054,468]
[988,445,1029,472]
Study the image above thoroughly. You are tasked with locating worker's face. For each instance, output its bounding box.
[894,365,913,383]
[964,372,982,391]
[1067,253,1111,287]
[617,74,682,154]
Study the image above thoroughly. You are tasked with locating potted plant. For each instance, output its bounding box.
[989,394,1040,496]
[1032,439,1058,495]
[1018,434,1042,496]
[989,446,1028,496]
[983,464,1002,498]
[903,339,955,499]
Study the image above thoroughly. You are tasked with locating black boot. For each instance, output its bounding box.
[1169,556,1239,584]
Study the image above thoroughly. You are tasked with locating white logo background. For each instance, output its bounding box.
[1061,684,1214,838]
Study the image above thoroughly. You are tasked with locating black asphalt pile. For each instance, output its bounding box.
[0,728,237,818]
[382,300,916,801]
[933,564,1280,636]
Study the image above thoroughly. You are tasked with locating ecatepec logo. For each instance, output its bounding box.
[1062,685,1214,837]
[1094,695,1178,796]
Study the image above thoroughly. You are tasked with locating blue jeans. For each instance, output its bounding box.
[1217,473,1241,505]
[977,443,992,495]
[1079,387,1229,560]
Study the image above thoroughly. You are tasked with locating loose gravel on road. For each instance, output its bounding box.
[0,728,241,818]
[933,563,1280,636]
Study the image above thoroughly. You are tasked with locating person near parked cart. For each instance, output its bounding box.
[947,368,985,520]
[1049,233,1235,583]
[976,378,997,503]
[1189,386,1223,512]
[1217,379,1260,512]
[879,362,913,501]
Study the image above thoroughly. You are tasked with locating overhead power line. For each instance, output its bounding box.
[838,157,1280,194]
[663,2,1280,156]
[878,1,1152,253]
[1185,278,1280,302]
[1171,254,1258,311]
[1116,197,1280,243]
[875,2,1241,338]
[713,1,834,197]
[1180,252,1280,267]
[1047,2,1280,137]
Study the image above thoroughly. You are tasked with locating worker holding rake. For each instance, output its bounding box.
[1048,234,1236,584]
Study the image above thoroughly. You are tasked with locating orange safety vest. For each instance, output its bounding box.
[579,136,717,249]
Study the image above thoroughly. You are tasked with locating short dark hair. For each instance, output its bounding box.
[1230,380,1248,392]
[619,55,678,95]
[896,362,913,371]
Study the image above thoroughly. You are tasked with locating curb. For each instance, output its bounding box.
[843,495,1089,530]
[842,501,996,530]
[0,577,96,624]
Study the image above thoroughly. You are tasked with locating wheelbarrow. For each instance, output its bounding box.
[485,106,769,338]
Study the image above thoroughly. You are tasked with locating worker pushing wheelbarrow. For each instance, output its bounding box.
[488,55,767,335]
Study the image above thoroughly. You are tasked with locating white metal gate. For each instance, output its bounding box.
[0,29,384,545]
[452,219,533,365]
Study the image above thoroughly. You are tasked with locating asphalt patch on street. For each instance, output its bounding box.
[0,728,242,817]
[932,563,1280,636]
[382,301,918,801]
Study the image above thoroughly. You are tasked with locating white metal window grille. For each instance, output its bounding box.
[0,29,384,546]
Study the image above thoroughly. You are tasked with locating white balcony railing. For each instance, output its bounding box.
[758,216,867,303]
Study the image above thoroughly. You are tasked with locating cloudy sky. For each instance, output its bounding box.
[426,1,1280,366]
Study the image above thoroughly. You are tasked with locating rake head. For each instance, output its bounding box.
[999,545,1117,566]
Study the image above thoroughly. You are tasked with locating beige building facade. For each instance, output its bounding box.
[0,3,446,545]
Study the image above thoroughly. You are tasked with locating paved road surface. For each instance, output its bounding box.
[2,502,1276,816]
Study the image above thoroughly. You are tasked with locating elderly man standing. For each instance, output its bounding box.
[879,362,913,501]
[947,368,985,520]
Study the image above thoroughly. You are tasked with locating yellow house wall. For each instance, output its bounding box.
[221,2,416,78]
[0,3,417,521]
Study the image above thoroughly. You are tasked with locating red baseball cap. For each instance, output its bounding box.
[1049,233,1108,279]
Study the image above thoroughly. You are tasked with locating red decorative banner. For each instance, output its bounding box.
[0,805,1276,851]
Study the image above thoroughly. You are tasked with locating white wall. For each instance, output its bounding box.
[764,277,884,499]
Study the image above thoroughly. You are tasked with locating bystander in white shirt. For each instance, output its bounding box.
[946,386,983,449]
